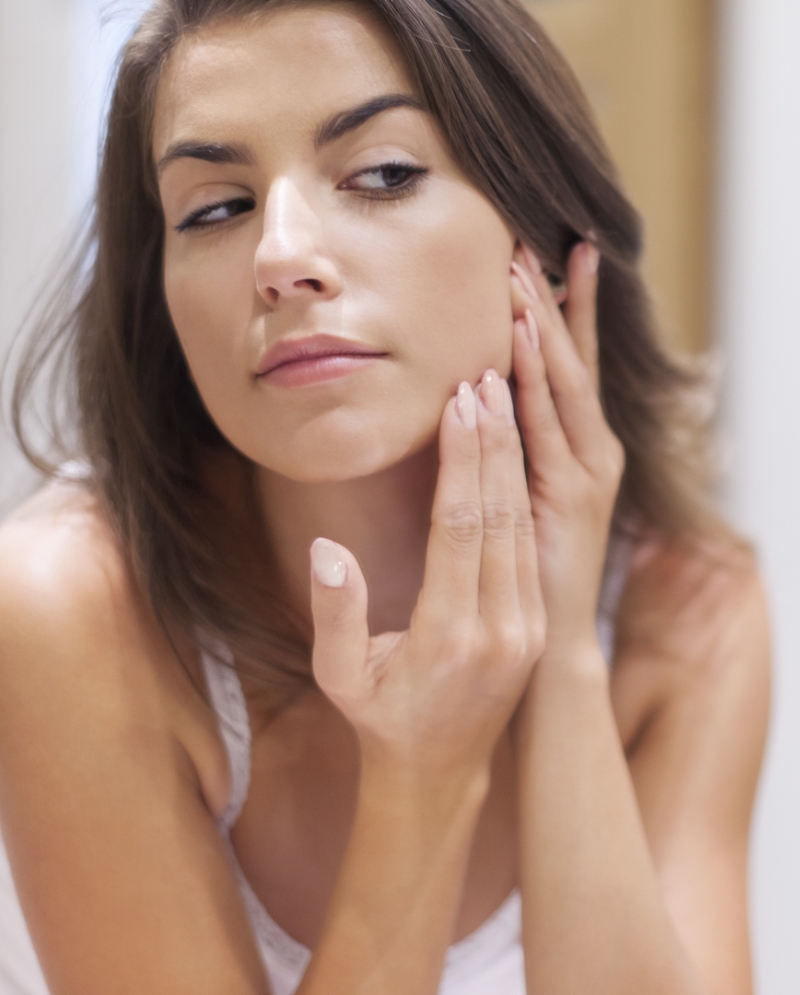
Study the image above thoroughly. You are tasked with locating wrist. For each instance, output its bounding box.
[358,749,491,825]
[537,638,609,678]
[511,641,609,754]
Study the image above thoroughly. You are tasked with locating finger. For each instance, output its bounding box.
[420,385,483,622]
[512,309,572,478]
[504,379,542,624]
[563,242,600,391]
[310,539,370,700]
[514,255,611,470]
[519,243,567,329]
[515,241,604,429]
[474,370,519,624]
[535,298,617,473]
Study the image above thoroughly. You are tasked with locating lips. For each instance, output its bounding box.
[256,333,388,378]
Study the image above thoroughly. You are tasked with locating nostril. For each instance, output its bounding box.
[300,278,323,293]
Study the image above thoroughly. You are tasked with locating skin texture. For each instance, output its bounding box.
[158,6,516,484]
[0,6,770,995]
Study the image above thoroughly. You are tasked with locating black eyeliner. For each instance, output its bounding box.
[174,197,256,233]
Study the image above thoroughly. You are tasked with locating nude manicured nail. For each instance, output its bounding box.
[585,243,600,275]
[502,379,515,427]
[525,309,540,350]
[311,538,348,588]
[456,381,477,429]
[480,369,505,416]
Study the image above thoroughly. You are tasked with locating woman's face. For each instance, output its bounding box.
[154,3,517,482]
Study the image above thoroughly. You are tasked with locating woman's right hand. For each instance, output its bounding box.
[308,369,546,786]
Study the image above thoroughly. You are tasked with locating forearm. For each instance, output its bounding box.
[297,760,488,995]
[514,646,706,995]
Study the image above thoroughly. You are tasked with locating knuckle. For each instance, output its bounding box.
[598,435,625,486]
[493,621,527,666]
[514,507,536,541]
[434,500,483,548]
[527,615,547,658]
[482,500,515,538]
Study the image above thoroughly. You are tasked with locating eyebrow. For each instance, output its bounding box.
[156,140,254,176]
[313,93,424,149]
[156,93,424,176]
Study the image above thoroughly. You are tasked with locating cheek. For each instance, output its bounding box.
[165,241,253,349]
[163,239,259,410]
[378,192,516,388]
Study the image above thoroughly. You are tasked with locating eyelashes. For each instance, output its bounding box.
[174,197,256,234]
[341,162,429,198]
[173,161,429,234]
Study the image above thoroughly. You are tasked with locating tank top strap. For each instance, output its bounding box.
[199,640,252,834]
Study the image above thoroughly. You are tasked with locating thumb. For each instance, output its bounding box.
[309,538,370,701]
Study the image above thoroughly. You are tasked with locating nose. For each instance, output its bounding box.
[254,177,342,307]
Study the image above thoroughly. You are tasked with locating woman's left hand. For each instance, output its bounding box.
[509,241,624,660]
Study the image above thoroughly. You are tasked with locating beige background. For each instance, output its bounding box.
[527,0,715,354]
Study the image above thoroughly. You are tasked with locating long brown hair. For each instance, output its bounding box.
[9,0,720,689]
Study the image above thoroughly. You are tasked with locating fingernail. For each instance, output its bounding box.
[311,538,348,588]
[584,243,600,275]
[523,244,543,275]
[479,369,504,416]
[501,379,515,427]
[456,381,477,429]
[525,309,540,350]
[511,262,539,301]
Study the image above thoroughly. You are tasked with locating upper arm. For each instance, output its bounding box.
[0,508,271,995]
[610,545,770,995]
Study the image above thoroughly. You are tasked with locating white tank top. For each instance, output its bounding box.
[199,643,527,995]
[0,535,632,995]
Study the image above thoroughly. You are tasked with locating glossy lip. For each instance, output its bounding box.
[256,333,389,380]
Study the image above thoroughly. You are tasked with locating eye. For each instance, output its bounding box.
[174,196,256,234]
[341,162,429,199]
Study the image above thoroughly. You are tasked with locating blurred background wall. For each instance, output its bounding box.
[0,0,798,990]
[530,0,716,356]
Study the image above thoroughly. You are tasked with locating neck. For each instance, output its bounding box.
[256,442,439,635]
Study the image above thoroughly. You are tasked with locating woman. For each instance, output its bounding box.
[0,1,770,993]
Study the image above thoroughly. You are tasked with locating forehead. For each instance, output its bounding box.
[153,4,414,154]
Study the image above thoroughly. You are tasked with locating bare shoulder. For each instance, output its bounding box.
[0,480,173,711]
[0,482,266,994]
[0,481,141,658]
[0,479,229,818]
[610,535,770,751]
[609,540,769,994]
